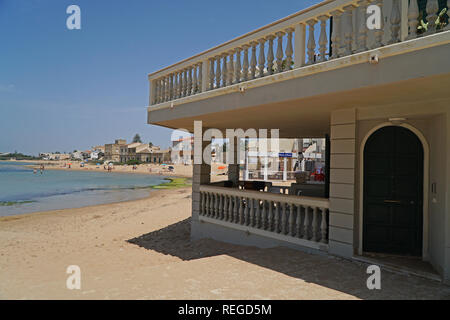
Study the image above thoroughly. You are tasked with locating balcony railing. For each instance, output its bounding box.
[199,185,330,249]
[149,0,449,106]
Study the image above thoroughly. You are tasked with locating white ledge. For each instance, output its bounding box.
[199,185,330,208]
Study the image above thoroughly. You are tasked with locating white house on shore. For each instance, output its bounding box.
[147,0,450,282]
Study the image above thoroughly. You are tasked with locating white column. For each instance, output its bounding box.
[294,23,306,68]
[400,0,409,41]
[201,60,209,92]
[149,79,155,105]
[283,157,287,181]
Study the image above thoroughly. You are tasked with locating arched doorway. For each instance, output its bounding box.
[363,126,424,256]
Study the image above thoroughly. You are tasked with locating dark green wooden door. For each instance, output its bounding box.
[363,126,423,256]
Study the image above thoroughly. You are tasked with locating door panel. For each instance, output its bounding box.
[363,126,423,256]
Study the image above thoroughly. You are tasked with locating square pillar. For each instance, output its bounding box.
[328,108,356,259]
[228,137,239,186]
[192,139,211,222]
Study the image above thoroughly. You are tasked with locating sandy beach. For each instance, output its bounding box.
[1,185,450,300]
[15,159,228,179]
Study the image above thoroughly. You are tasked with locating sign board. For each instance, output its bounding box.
[279,153,293,158]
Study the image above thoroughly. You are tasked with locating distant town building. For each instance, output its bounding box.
[39,153,71,161]
[104,139,127,162]
[137,146,171,164]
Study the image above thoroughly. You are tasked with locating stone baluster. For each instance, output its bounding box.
[276,31,285,73]
[159,79,164,103]
[330,10,342,59]
[261,200,267,230]
[233,196,238,222]
[209,58,215,90]
[374,0,384,48]
[296,205,303,238]
[183,69,188,97]
[312,207,319,241]
[242,45,249,82]
[235,47,242,83]
[356,1,369,52]
[210,193,214,217]
[159,78,164,102]
[169,73,175,101]
[288,204,295,236]
[163,78,167,102]
[407,0,420,39]
[268,201,274,231]
[390,0,401,43]
[266,35,275,75]
[258,39,266,77]
[209,193,213,217]
[239,196,244,225]
[255,200,261,228]
[228,51,235,85]
[342,5,355,56]
[187,67,193,96]
[285,28,294,70]
[318,15,329,62]
[244,198,249,225]
[250,41,258,79]
[155,79,160,104]
[177,73,181,99]
[193,65,198,94]
[198,63,203,93]
[274,202,280,233]
[228,195,233,222]
[222,54,228,87]
[176,73,182,98]
[306,19,316,65]
[166,76,171,101]
[321,208,328,243]
[215,56,222,88]
[303,206,310,239]
[249,198,255,227]
[426,0,439,34]
[165,77,170,101]
[172,73,178,99]
[205,193,210,216]
[223,195,228,221]
[210,193,214,218]
[280,203,287,234]
[216,194,220,219]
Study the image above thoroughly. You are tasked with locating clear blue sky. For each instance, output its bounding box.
[0,0,316,155]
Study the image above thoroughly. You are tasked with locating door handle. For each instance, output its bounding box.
[384,200,402,204]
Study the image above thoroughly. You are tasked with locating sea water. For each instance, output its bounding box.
[0,161,169,216]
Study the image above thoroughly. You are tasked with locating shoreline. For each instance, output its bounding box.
[0,186,183,222]
[1,160,193,217]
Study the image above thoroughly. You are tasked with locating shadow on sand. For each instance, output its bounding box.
[128,218,450,300]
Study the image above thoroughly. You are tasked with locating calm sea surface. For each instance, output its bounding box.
[0,162,169,216]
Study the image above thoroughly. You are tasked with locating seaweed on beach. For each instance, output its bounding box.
[0,200,35,206]
[152,178,191,189]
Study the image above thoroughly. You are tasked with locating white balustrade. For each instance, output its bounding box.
[149,0,449,106]
[199,186,329,244]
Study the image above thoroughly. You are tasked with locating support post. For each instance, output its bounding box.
[293,23,306,68]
